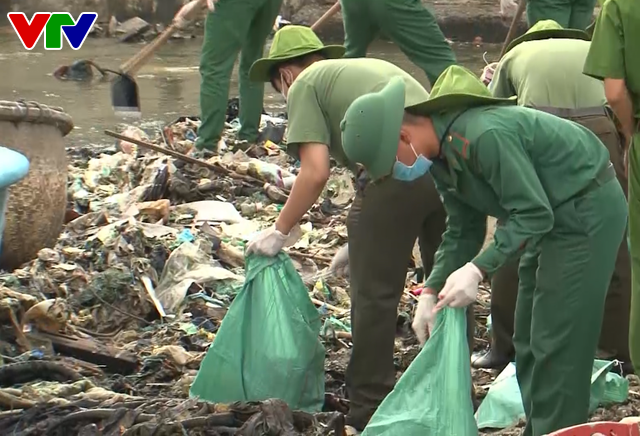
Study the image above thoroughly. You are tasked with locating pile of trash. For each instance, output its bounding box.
[0,107,367,435]
[0,104,636,435]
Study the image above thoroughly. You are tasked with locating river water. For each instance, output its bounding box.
[0,29,500,145]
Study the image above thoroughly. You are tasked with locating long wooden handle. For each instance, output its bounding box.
[499,0,527,59]
[310,1,341,32]
[105,129,228,172]
[120,0,207,75]
[120,22,181,75]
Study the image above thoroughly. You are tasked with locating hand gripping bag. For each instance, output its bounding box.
[362,307,477,436]
[189,253,325,412]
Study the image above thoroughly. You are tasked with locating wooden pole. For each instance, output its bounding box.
[310,1,342,32]
[499,0,528,59]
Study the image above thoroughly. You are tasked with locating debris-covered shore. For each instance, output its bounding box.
[0,104,638,435]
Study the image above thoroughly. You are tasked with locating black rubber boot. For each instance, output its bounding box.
[471,348,512,370]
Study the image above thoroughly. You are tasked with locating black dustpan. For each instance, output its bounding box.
[111,72,141,118]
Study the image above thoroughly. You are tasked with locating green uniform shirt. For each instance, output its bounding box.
[583,0,640,118]
[491,39,606,109]
[285,58,430,166]
[423,105,610,291]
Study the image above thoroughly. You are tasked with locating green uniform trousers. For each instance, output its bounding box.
[195,0,282,149]
[515,169,627,436]
[345,173,474,430]
[526,0,597,30]
[340,0,456,87]
[490,112,632,364]
[629,131,640,374]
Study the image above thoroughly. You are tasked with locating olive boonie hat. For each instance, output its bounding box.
[505,19,590,54]
[340,65,516,180]
[249,25,345,82]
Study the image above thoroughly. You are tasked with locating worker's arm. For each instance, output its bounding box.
[605,79,635,143]
[583,0,633,140]
[275,143,330,234]
[424,181,487,293]
[275,80,332,235]
[471,129,555,275]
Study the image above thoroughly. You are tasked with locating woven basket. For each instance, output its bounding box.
[0,100,73,270]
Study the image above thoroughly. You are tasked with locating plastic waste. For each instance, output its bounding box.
[476,359,629,430]
[362,308,477,436]
[189,253,326,412]
[176,200,244,224]
[235,159,292,187]
[155,241,244,312]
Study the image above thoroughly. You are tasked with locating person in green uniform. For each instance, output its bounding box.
[526,0,596,30]
[192,0,282,150]
[244,25,473,433]
[470,20,631,371]
[584,0,640,374]
[340,0,456,86]
[340,65,627,436]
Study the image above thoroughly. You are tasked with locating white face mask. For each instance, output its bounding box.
[280,69,292,101]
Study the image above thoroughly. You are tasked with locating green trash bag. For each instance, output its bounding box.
[475,359,629,430]
[362,307,477,436]
[189,253,326,412]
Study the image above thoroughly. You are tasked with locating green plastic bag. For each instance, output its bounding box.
[189,253,326,412]
[476,359,629,430]
[362,308,477,436]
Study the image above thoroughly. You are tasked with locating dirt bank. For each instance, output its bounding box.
[1,0,528,43]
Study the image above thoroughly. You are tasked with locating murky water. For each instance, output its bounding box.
[0,28,500,145]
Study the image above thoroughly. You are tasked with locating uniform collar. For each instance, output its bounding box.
[431,111,466,186]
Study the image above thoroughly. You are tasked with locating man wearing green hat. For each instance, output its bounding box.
[583,0,640,374]
[340,64,627,435]
[526,0,596,30]
[193,0,282,150]
[245,25,474,432]
[471,19,632,371]
[340,0,456,86]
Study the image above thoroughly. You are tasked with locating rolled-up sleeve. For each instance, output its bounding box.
[583,1,625,81]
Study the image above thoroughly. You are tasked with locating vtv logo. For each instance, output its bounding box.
[7,12,98,50]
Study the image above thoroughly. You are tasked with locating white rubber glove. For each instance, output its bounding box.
[246,225,289,257]
[435,262,483,311]
[329,244,349,278]
[412,293,438,346]
[481,62,499,86]
[500,0,519,17]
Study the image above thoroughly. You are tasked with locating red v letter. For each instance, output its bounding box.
[7,13,51,50]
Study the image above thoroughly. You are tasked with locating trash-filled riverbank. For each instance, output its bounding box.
[0,102,637,435]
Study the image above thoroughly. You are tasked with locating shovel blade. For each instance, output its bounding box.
[111,73,141,118]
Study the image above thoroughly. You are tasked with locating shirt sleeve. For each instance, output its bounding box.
[490,56,516,99]
[424,179,487,291]
[284,80,331,160]
[583,0,625,80]
[470,129,555,274]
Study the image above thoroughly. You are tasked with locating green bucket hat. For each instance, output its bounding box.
[504,19,590,54]
[249,25,345,82]
[340,65,516,180]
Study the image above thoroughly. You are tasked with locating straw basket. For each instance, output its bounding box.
[0,100,73,270]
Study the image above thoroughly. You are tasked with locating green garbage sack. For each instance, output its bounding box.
[189,253,326,412]
[476,359,629,430]
[362,307,477,436]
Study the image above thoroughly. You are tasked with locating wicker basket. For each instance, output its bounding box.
[0,100,73,270]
